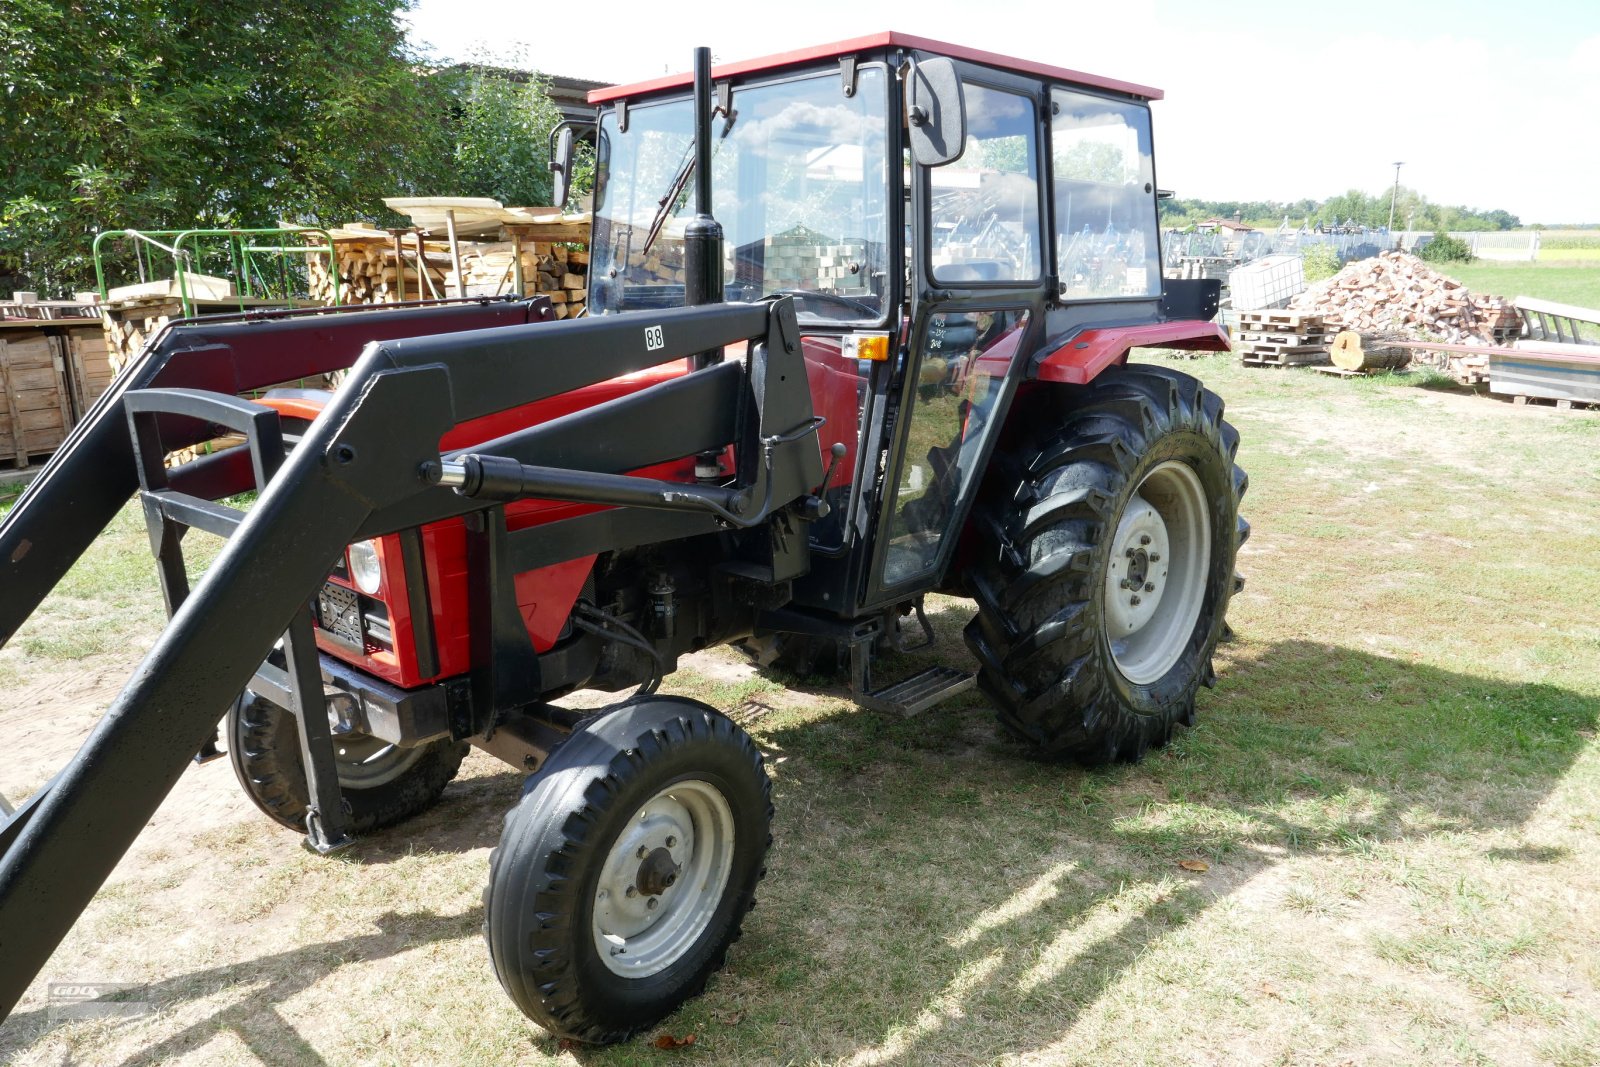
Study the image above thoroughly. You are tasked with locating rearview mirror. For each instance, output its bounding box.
[906,57,965,167]
[549,126,575,208]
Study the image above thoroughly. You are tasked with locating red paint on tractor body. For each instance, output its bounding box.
[588,31,1162,104]
[262,362,698,688]
[264,344,859,691]
[1031,322,1230,385]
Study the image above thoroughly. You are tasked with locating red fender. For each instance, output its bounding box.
[1032,321,1230,385]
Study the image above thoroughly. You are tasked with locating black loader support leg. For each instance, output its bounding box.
[283,612,354,853]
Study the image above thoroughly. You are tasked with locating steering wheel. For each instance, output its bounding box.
[767,288,880,318]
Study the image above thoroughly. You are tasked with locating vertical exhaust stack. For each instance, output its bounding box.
[683,46,725,373]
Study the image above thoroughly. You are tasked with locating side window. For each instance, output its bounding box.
[929,84,1041,284]
[1051,89,1161,298]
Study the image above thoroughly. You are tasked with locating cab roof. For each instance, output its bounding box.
[586,31,1163,105]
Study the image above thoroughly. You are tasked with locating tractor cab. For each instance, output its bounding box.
[568,32,1223,636]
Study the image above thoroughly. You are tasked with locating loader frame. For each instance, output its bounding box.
[0,294,824,1017]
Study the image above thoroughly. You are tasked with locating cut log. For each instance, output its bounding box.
[1329,330,1412,372]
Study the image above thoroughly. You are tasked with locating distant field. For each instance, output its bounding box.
[1443,261,1600,307]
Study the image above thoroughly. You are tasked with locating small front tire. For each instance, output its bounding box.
[484,697,773,1044]
[226,691,467,834]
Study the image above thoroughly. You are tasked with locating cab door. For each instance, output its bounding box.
[861,61,1050,608]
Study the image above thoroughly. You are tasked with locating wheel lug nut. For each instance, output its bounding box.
[1130,595,1142,606]
[1139,534,1151,545]
[665,836,677,848]
[1149,552,1161,562]
[664,873,677,888]
[646,897,659,910]
[626,886,637,898]
[1145,582,1155,592]
[636,846,648,859]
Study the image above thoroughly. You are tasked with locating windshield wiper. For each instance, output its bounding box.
[641,100,738,257]
[643,150,696,256]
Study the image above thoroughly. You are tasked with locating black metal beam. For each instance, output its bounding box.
[0,300,536,648]
[0,353,456,1018]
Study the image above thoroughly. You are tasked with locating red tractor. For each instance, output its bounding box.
[0,33,1244,1044]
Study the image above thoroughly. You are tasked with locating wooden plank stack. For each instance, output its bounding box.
[305,226,590,316]
[1287,251,1517,347]
[1233,310,1330,366]
[306,227,450,304]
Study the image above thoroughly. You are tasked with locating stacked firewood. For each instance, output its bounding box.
[1288,252,1518,346]
[305,228,590,315]
[458,242,589,318]
[101,298,184,373]
[306,228,451,304]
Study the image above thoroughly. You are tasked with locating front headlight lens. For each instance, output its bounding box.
[348,539,382,595]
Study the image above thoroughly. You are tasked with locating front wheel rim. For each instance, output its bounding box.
[592,779,736,978]
[1103,460,1212,685]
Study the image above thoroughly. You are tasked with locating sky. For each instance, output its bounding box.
[402,0,1600,224]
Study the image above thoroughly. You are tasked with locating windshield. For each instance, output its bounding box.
[590,67,890,325]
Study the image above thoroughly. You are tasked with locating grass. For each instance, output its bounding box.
[3,353,1600,1065]
[1440,260,1600,307]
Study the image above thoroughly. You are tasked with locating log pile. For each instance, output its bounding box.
[1288,251,1518,347]
[306,228,450,304]
[101,297,184,374]
[305,227,591,317]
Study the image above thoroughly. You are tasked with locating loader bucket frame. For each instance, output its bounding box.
[0,295,819,1019]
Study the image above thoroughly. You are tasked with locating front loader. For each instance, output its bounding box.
[0,35,1246,1043]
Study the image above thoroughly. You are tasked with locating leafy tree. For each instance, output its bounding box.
[1,0,457,296]
[445,61,595,209]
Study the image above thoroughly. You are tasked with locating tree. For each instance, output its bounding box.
[1,0,458,296]
[445,62,593,208]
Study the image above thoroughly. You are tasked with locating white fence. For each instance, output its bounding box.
[1166,228,1541,269]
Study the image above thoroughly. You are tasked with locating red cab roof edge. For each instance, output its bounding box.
[587,31,1163,105]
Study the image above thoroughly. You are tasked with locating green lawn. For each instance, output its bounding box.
[1443,261,1600,308]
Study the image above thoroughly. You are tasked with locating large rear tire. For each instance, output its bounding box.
[964,364,1248,762]
[227,691,468,833]
[484,697,772,1044]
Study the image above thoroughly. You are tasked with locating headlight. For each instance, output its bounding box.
[347,539,383,595]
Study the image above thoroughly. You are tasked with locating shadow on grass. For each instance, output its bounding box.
[708,631,1597,1065]
[0,910,472,1067]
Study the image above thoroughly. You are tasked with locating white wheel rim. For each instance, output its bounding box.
[1103,460,1211,685]
[592,779,736,978]
[330,732,425,788]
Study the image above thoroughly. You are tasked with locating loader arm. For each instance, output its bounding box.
[0,298,817,1020]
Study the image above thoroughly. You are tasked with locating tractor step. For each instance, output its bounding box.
[858,665,976,717]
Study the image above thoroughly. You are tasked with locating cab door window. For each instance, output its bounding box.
[929,83,1042,284]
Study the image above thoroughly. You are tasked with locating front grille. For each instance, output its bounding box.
[317,583,362,645]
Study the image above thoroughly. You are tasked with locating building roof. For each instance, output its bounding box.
[588,31,1162,105]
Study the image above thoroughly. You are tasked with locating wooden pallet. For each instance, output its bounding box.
[1237,330,1330,345]
[1235,310,1324,328]
[1510,394,1596,411]
[1239,340,1328,355]
[1241,350,1328,367]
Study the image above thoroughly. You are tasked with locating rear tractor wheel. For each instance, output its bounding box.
[964,364,1248,762]
[484,697,772,1044]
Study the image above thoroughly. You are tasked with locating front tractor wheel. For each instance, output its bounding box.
[965,364,1248,763]
[484,697,773,1044]
[226,691,467,834]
